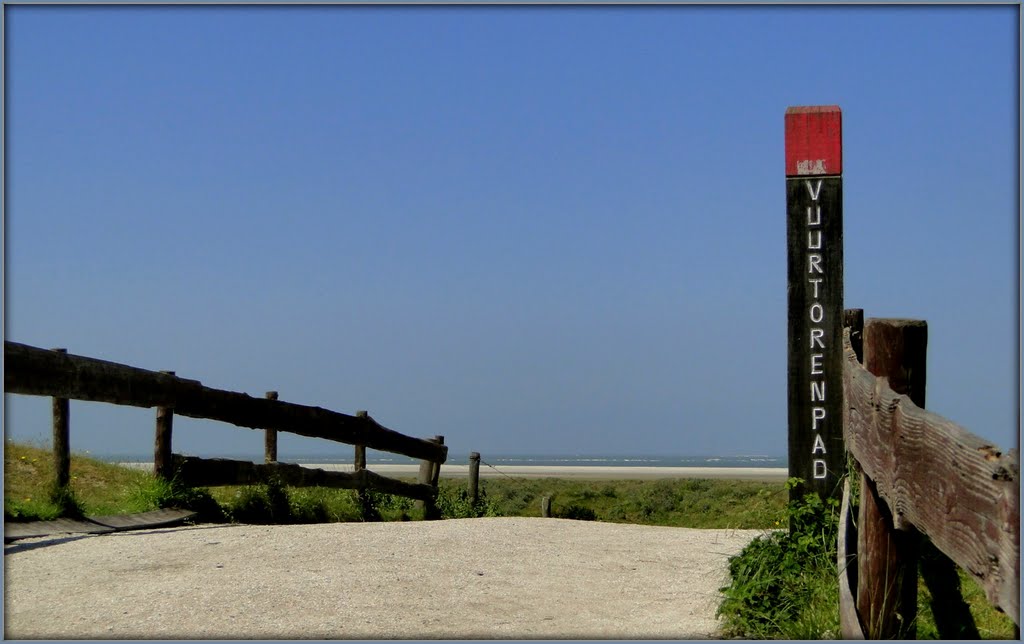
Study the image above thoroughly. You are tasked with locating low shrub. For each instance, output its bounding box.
[436,485,497,519]
[556,503,597,521]
[717,478,840,639]
[130,475,226,523]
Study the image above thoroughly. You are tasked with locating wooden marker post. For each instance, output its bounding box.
[786,105,846,504]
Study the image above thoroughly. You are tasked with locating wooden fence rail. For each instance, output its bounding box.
[839,314,1019,636]
[172,455,436,501]
[4,341,448,509]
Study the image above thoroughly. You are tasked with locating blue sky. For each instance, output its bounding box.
[3,5,1018,462]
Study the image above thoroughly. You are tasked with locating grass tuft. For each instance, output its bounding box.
[717,478,840,639]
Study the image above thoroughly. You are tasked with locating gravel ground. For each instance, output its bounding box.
[4,517,762,640]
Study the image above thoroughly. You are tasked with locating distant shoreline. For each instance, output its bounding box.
[117,462,788,482]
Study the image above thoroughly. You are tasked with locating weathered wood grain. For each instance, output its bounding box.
[842,330,1019,624]
[51,348,71,490]
[469,452,481,505]
[786,176,845,503]
[856,319,924,638]
[415,436,443,520]
[263,391,279,463]
[5,341,447,464]
[154,371,175,480]
[838,478,865,639]
[172,455,436,501]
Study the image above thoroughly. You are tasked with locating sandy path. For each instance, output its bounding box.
[4,517,761,639]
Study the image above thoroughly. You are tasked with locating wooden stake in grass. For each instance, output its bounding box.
[469,452,481,505]
[416,435,443,520]
[154,371,175,480]
[51,348,70,490]
[264,391,279,463]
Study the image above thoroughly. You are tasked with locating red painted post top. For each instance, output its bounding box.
[785,105,842,177]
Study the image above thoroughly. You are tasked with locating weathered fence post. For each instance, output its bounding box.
[785,105,846,506]
[154,370,175,480]
[264,391,279,463]
[416,435,443,520]
[838,310,866,639]
[354,411,369,472]
[353,412,371,518]
[843,308,864,364]
[857,318,926,638]
[541,496,552,518]
[51,348,71,491]
[468,452,481,505]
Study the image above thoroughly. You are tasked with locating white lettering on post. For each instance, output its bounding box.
[809,278,822,298]
[805,179,824,200]
[811,381,825,402]
[809,303,824,324]
[806,206,822,226]
[808,230,822,250]
[813,459,827,479]
[812,407,826,430]
[812,434,827,454]
[808,254,823,274]
[811,353,824,375]
[797,175,834,487]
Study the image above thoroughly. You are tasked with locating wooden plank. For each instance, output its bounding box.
[4,341,447,464]
[786,105,845,504]
[172,455,436,502]
[4,518,114,542]
[87,508,197,531]
[5,341,204,407]
[838,478,865,639]
[842,330,1019,624]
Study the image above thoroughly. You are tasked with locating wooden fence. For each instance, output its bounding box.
[837,311,1019,638]
[4,341,449,513]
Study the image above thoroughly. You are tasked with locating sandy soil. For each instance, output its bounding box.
[4,517,763,639]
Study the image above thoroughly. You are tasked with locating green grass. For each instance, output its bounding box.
[4,441,1015,638]
[5,440,157,520]
[716,477,1017,640]
[457,476,789,528]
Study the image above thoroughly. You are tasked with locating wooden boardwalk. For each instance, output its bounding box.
[4,509,196,543]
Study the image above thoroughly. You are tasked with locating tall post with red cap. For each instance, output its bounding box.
[785,105,845,504]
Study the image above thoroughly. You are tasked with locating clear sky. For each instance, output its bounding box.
[3,5,1019,462]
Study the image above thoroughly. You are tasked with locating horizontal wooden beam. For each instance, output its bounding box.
[4,342,447,464]
[842,330,1019,624]
[172,455,436,502]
